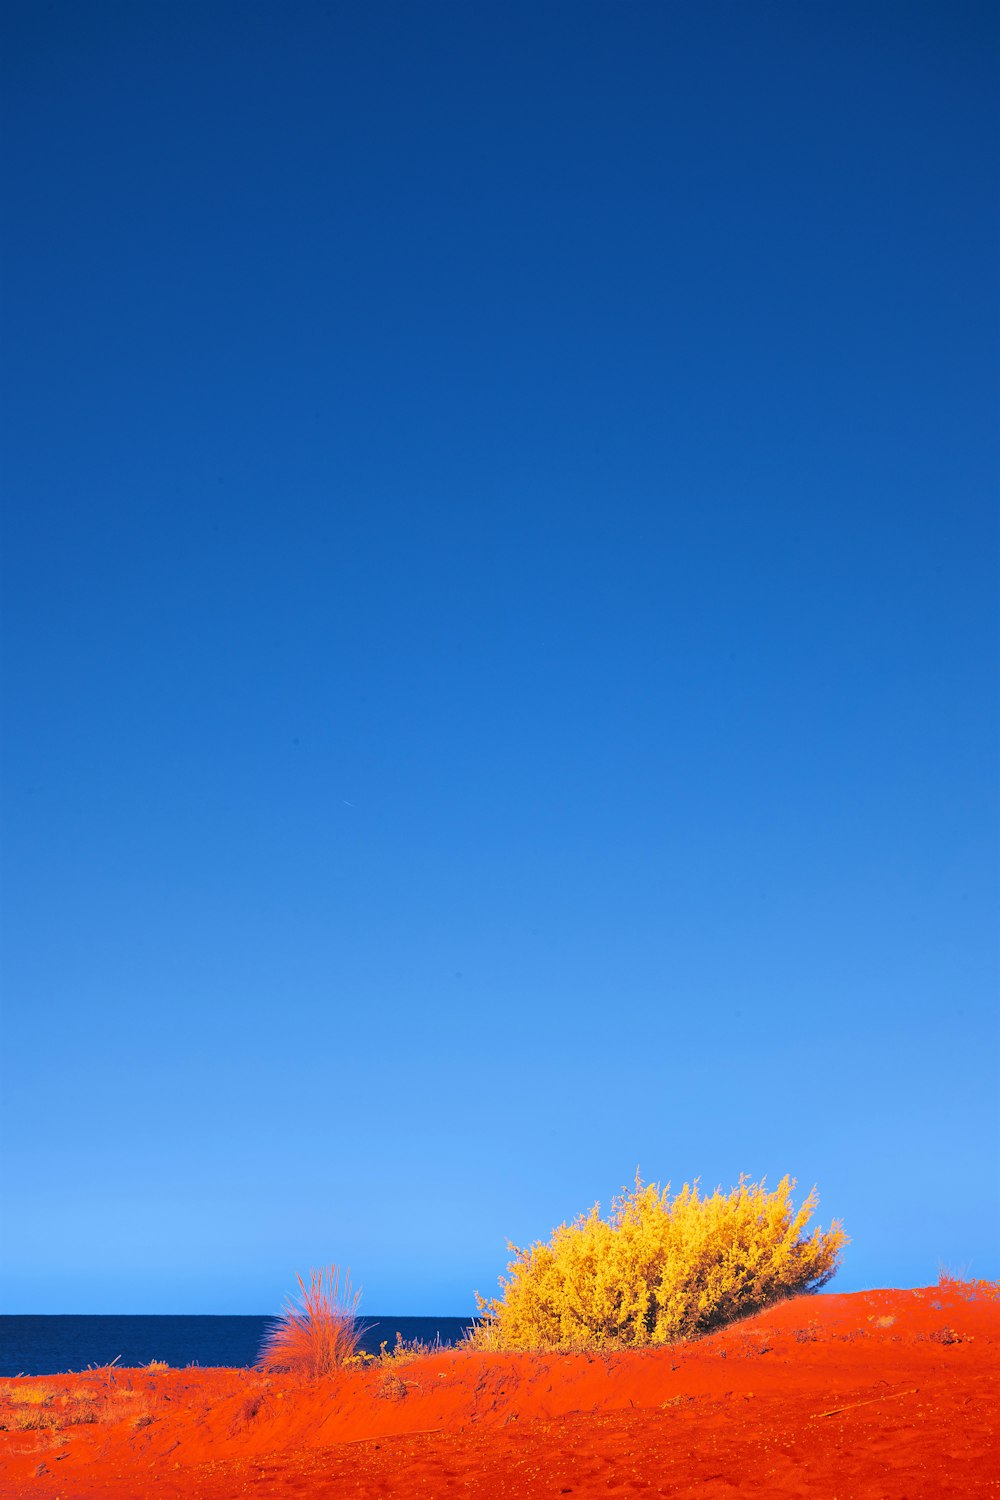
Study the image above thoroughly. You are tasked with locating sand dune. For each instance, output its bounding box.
[2,1283,996,1497]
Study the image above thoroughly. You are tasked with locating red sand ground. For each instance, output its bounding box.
[2,1285,997,1498]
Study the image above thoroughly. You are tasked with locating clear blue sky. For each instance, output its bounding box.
[2,1,997,1315]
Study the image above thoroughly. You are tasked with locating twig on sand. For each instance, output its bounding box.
[338,1428,444,1446]
[812,1387,919,1419]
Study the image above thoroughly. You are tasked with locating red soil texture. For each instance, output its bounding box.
[2,1285,997,1498]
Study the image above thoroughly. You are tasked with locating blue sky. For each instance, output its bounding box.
[1,1,997,1314]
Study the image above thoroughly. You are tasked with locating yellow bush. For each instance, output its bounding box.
[472,1174,846,1350]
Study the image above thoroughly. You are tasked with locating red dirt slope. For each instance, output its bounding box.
[2,1283,997,1498]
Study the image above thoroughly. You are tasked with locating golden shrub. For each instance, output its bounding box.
[472,1174,846,1350]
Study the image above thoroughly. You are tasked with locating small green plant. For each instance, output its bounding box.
[257,1266,365,1377]
[471,1173,846,1350]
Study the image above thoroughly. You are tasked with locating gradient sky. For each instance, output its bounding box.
[1,1,997,1315]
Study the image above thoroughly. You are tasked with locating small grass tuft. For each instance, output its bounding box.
[237,1391,265,1424]
[257,1266,366,1378]
[377,1370,409,1401]
[65,1400,98,1426]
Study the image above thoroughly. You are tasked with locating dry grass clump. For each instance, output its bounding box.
[64,1399,98,1425]
[257,1266,365,1377]
[126,1397,156,1429]
[2,1407,54,1432]
[230,1388,269,1432]
[0,1386,101,1433]
[7,1385,56,1406]
[376,1370,409,1401]
[471,1173,846,1351]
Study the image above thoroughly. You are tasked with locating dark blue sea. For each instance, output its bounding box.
[0,1316,476,1378]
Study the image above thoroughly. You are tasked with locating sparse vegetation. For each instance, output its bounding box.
[937,1267,1000,1302]
[7,1386,55,1406]
[3,1407,53,1432]
[0,1384,130,1433]
[257,1266,365,1377]
[928,1326,962,1345]
[379,1329,450,1363]
[471,1174,846,1350]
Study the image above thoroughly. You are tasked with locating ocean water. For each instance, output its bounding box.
[0,1315,476,1378]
